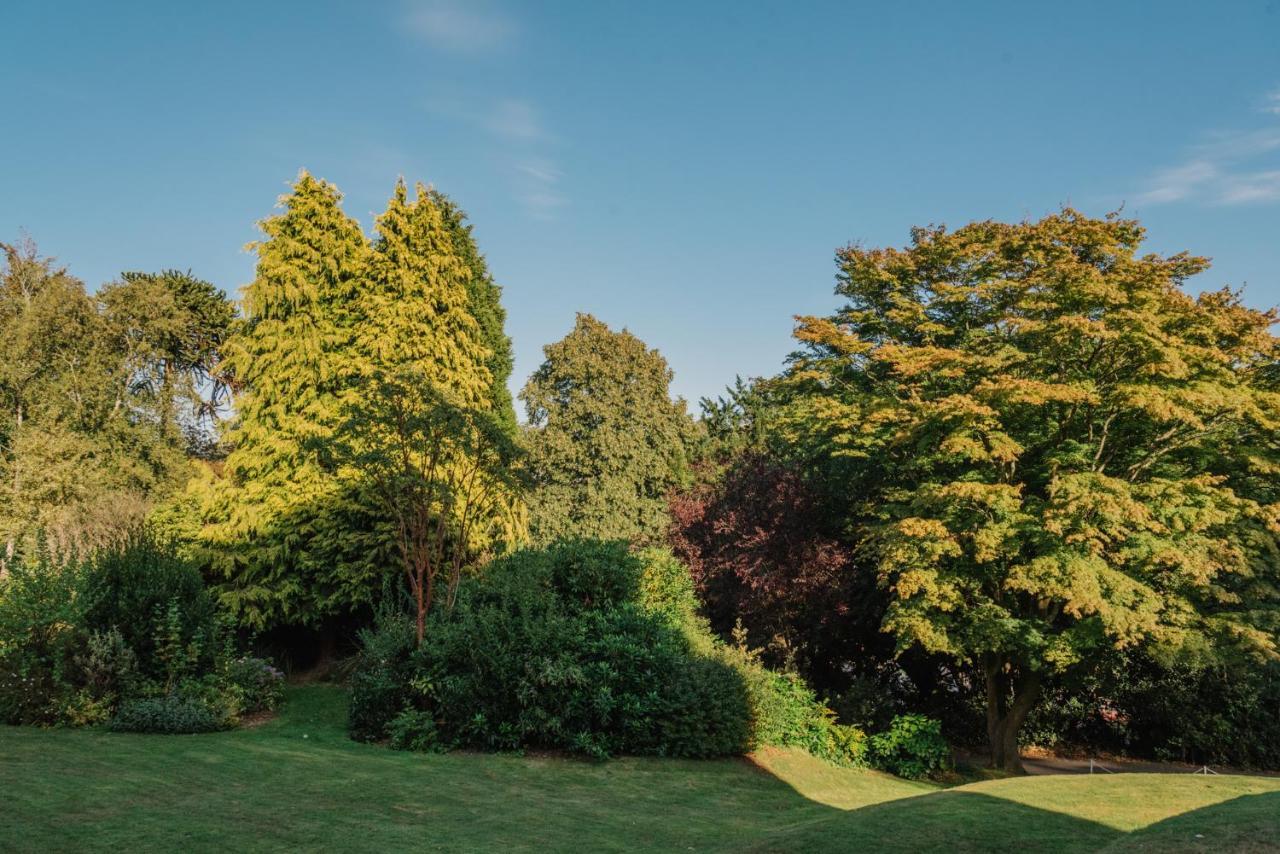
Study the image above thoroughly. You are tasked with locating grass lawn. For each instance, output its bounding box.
[3,685,1277,852]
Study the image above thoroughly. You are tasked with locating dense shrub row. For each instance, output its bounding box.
[350,541,867,763]
[0,534,283,732]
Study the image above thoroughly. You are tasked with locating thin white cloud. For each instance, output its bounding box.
[1136,101,1280,207]
[1263,87,1280,116]
[1218,170,1280,204]
[403,0,515,53]
[486,99,548,142]
[514,157,566,220]
[1136,160,1217,204]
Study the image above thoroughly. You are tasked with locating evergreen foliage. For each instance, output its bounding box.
[203,172,370,628]
[430,189,517,431]
[203,175,523,630]
[521,314,696,545]
[349,543,866,764]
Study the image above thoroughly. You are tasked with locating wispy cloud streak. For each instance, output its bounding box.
[1136,93,1280,206]
[403,0,515,53]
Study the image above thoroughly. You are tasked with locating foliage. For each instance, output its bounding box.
[109,268,236,451]
[204,176,523,632]
[1011,647,1280,768]
[223,656,285,715]
[867,714,952,779]
[202,171,370,629]
[430,189,517,432]
[324,370,523,644]
[351,543,864,764]
[782,209,1280,770]
[79,532,219,682]
[669,451,886,688]
[0,538,87,725]
[108,694,223,734]
[0,533,282,730]
[522,314,697,545]
[348,608,417,742]
[636,547,868,765]
[387,707,440,752]
[0,240,231,555]
[351,540,751,759]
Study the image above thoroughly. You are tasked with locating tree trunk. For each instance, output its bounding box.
[414,566,426,646]
[984,657,1042,774]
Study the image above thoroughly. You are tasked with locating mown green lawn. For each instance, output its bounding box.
[3,686,1276,852]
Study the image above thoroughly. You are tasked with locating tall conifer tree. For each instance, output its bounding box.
[429,189,517,431]
[521,314,696,545]
[357,181,493,407]
[344,181,523,574]
[204,172,369,628]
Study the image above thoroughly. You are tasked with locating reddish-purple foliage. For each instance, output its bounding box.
[669,454,872,679]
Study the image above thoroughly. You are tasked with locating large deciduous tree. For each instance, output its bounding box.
[0,240,232,555]
[785,210,1280,771]
[521,313,696,545]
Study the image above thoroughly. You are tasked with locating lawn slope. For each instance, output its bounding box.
[2,686,1276,853]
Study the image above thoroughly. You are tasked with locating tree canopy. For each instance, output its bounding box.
[521,313,696,545]
[202,172,370,628]
[783,210,1280,770]
[0,240,232,555]
[201,174,523,630]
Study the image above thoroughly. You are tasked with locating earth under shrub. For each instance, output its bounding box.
[350,540,866,763]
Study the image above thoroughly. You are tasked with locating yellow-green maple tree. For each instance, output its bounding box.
[786,210,1280,771]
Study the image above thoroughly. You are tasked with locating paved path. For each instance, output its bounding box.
[957,751,1278,777]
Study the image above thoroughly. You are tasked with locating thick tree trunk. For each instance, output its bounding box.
[984,657,1042,774]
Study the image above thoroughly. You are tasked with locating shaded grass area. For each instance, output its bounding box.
[2,685,1276,852]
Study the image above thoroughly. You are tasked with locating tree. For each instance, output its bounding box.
[324,369,521,644]
[100,269,234,453]
[203,176,523,630]
[429,189,517,432]
[203,172,369,628]
[337,179,523,621]
[0,240,228,554]
[669,452,883,688]
[521,313,696,545]
[784,210,1280,771]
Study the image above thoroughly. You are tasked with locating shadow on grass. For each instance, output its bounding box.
[748,774,1280,854]
[5,684,1277,854]
[746,788,1118,853]
[1118,791,1280,852]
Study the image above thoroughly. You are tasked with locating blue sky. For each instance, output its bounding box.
[3,1,1279,409]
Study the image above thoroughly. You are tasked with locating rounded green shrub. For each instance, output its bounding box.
[80,532,219,681]
[350,542,864,764]
[868,714,951,779]
[108,695,223,734]
[350,541,751,758]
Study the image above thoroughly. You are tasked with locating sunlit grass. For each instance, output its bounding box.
[2,685,1276,852]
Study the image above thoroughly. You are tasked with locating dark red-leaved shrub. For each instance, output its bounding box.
[669,454,886,689]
